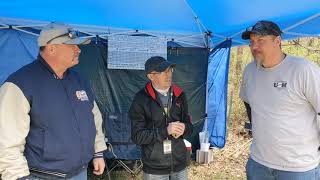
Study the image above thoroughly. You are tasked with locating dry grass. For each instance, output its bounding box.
[188,127,251,180]
[88,121,252,180]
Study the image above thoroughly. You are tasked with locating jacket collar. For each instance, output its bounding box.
[145,82,182,101]
[37,54,69,79]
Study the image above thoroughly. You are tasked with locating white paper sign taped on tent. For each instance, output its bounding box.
[108,35,167,70]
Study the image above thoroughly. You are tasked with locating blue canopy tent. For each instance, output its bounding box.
[0,0,319,148]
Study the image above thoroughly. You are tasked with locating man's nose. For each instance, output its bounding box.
[250,43,259,50]
[74,46,81,53]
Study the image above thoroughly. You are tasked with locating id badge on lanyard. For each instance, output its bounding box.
[163,139,172,154]
[163,89,173,154]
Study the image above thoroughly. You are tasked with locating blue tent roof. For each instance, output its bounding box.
[0,0,319,47]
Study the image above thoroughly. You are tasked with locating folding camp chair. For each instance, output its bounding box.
[104,112,142,177]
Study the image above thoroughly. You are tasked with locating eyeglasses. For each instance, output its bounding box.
[149,67,174,75]
[46,29,78,44]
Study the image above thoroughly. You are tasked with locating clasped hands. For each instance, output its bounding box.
[167,121,185,138]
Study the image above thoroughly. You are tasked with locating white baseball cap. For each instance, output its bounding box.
[38,22,90,47]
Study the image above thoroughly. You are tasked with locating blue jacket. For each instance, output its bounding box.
[6,55,96,178]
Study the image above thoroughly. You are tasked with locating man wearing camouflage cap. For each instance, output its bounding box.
[0,23,107,180]
[240,20,320,180]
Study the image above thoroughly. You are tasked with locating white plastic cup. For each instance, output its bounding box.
[199,131,209,143]
[199,132,205,143]
[200,142,210,151]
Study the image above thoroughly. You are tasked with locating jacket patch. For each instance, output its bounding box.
[76,90,89,101]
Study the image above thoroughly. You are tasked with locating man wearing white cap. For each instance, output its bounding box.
[0,23,107,180]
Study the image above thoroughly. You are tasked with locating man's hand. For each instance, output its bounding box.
[92,157,105,175]
[167,121,185,138]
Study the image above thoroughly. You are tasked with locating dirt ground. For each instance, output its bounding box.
[89,123,251,180]
[188,127,251,180]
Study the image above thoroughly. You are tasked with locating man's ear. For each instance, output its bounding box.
[147,74,156,81]
[274,36,282,46]
[46,44,56,55]
[147,74,152,80]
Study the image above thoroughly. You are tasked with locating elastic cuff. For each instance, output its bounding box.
[93,151,104,158]
[157,127,169,141]
[17,175,32,180]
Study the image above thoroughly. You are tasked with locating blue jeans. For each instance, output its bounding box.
[246,157,320,180]
[28,168,87,180]
[143,168,188,180]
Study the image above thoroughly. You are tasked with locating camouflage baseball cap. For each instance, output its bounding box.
[242,20,282,40]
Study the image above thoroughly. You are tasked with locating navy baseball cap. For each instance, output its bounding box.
[242,20,282,40]
[145,56,176,74]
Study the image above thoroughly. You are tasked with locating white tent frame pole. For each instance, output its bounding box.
[138,30,205,46]
[13,27,39,36]
[283,13,320,32]
[182,0,209,48]
[100,30,136,37]
[284,31,320,37]
[212,33,227,39]
[230,30,244,39]
[1,22,98,39]
[14,24,48,28]
[173,33,205,41]
[183,0,211,119]
[195,17,208,48]
[81,31,97,36]
[69,23,125,33]
[173,40,206,48]
[117,28,203,38]
[182,0,209,33]
[100,29,206,48]
[0,17,208,47]
[139,30,202,39]
[214,38,245,46]
[212,32,246,45]
[137,30,163,38]
[68,23,205,38]
[0,23,9,28]
[227,13,320,45]
[83,33,108,40]
[135,30,206,48]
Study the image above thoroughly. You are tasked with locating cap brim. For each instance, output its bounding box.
[241,30,252,40]
[155,61,176,72]
[64,38,91,45]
